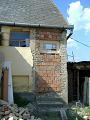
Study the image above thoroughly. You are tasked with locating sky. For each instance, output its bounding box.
[53,0,90,62]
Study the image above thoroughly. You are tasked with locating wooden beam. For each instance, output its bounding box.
[77,70,79,101]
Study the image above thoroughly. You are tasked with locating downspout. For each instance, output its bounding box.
[66,25,74,40]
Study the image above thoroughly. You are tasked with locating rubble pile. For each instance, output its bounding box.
[0,100,41,120]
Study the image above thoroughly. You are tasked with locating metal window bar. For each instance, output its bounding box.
[10,39,30,47]
[43,43,57,50]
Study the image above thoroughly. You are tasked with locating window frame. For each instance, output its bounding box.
[9,30,30,47]
[43,43,57,50]
[40,41,59,54]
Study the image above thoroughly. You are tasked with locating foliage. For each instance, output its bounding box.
[84,107,90,115]
[66,109,84,120]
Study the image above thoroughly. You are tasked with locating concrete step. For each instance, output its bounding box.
[38,106,63,112]
[37,100,63,112]
[36,92,65,104]
[38,111,62,120]
[37,101,63,107]
[36,94,64,112]
[36,96,63,102]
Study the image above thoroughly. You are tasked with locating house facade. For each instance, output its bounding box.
[0,0,73,103]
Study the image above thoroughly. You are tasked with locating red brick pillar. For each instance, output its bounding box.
[2,68,8,102]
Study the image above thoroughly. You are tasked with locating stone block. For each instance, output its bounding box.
[23,113,30,119]
[19,108,25,115]
[8,116,14,120]
[31,115,35,120]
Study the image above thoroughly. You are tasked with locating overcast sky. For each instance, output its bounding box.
[54,0,90,62]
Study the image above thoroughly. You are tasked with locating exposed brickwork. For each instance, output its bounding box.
[36,28,61,41]
[35,53,61,92]
[1,68,8,102]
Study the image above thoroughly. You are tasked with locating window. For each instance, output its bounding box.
[40,41,59,53]
[43,43,57,50]
[10,31,30,47]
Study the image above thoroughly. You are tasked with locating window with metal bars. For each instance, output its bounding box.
[43,43,57,50]
[10,31,30,47]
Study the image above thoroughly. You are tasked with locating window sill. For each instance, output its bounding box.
[40,50,59,54]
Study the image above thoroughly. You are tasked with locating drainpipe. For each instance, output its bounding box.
[66,25,74,40]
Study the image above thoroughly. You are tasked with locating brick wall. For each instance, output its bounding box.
[36,28,61,41]
[35,53,61,92]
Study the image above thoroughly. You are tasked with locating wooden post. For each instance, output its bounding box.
[77,70,79,101]
[89,78,90,105]
[83,77,89,105]
[73,70,77,100]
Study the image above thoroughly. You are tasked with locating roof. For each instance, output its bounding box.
[68,61,90,65]
[68,61,90,70]
[0,0,68,28]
